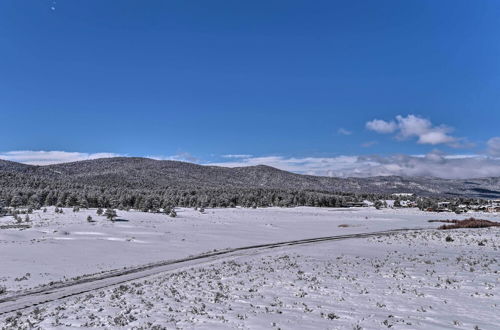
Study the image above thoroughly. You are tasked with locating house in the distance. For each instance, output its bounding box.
[487,199,500,213]
[436,202,452,212]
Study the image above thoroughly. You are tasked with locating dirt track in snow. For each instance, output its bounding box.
[0,228,420,316]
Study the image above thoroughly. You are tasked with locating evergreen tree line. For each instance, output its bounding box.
[0,185,380,211]
[0,170,398,211]
[0,171,485,214]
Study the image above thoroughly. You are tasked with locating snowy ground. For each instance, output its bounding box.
[1,227,499,329]
[1,207,499,329]
[0,206,498,293]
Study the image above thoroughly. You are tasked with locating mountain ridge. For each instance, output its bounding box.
[1,157,500,198]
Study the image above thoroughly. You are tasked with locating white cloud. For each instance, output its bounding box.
[395,114,455,145]
[417,131,455,145]
[3,149,499,179]
[367,114,459,146]
[487,137,500,156]
[366,119,397,134]
[395,115,433,138]
[209,152,500,179]
[337,128,352,136]
[0,150,122,166]
[209,155,361,177]
[148,152,200,163]
[222,154,253,159]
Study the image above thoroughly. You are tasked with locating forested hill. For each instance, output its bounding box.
[1,157,340,191]
[0,157,500,209]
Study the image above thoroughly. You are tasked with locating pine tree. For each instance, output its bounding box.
[104,208,117,221]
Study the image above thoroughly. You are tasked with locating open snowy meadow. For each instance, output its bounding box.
[1,207,499,329]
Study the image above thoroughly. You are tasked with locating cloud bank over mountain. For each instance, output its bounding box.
[209,152,500,179]
[2,114,499,179]
[0,151,122,166]
[2,149,500,179]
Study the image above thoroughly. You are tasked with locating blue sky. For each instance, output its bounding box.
[1,0,500,178]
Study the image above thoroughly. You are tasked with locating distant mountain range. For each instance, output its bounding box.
[1,157,500,198]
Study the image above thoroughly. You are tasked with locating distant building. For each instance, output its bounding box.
[489,199,500,207]
[436,202,452,212]
[487,205,500,213]
[399,200,417,208]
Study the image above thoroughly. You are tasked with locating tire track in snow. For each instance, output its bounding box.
[0,228,424,316]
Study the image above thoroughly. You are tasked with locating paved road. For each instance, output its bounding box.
[0,228,422,316]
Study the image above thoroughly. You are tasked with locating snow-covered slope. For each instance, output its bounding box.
[1,209,498,329]
[1,157,500,197]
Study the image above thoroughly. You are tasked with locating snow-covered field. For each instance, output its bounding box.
[1,207,499,329]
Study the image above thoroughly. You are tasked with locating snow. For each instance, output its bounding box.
[0,206,498,293]
[1,207,499,328]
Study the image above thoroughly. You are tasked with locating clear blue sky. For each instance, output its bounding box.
[1,1,500,177]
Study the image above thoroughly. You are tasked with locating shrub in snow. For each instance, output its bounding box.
[104,209,117,221]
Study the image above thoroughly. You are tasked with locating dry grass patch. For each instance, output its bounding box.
[428,218,500,230]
